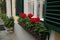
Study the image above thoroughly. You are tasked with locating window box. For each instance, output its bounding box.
[18,20,49,40]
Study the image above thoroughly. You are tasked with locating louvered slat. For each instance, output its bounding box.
[46,13,60,16]
[44,0,60,33]
[47,5,60,7]
[46,16,60,21]
[47,1,60,4]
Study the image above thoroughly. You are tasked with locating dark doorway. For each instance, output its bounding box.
[16,0,24,16]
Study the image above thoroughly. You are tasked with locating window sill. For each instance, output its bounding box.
[40,18,44,21]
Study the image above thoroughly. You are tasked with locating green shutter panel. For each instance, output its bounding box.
[16,0,24,15]
[44,0,60,33]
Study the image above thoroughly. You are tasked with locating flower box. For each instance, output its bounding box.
[18,21,49,40]
[18,12,50,40]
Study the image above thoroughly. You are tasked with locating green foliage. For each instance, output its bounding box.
[4,17,14,28]
[2,14,8,21]
[0,13,14,28]
[0,0,2,7]
[19,16,48,33]
[33,22,48,32]
[0,13,8,21]
[19,17,34,27]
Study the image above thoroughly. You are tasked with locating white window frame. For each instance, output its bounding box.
[39,0,44,21]
[24,0,29,14]
[28,1,34,14]
[24,0,44,21]
[34,0,44,21]
[24,0,34,14]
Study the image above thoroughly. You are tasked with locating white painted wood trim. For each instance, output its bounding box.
[39,0,43,18]
[34,0,37,17]
[24,0,29,15]
[6,0,12,18]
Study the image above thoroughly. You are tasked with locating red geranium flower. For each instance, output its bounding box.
[30,18,40,23]
[36,17,40,21]
[28,13,33,18]
[20,12,26,18]
[30,18,35,22]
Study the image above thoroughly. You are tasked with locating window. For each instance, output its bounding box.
[37,0,40,17]
[28,0,34,14]
[24,0,44,21]
[37,0,45,21]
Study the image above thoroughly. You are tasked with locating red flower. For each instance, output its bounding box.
[30,18,35,22]
[36,17,40,21]
[28,13,33,18]
[30,18,40,23]
[20,12,26,18]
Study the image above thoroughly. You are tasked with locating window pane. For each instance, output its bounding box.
[28,1,34,14]
[37,0,40,17]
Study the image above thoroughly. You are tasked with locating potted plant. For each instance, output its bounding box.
[4,17,14,32]
[18,12,49,40]
[0,13,14,32]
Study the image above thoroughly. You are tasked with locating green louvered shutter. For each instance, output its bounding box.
[44,0,60,33]
[16,0,24,16]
